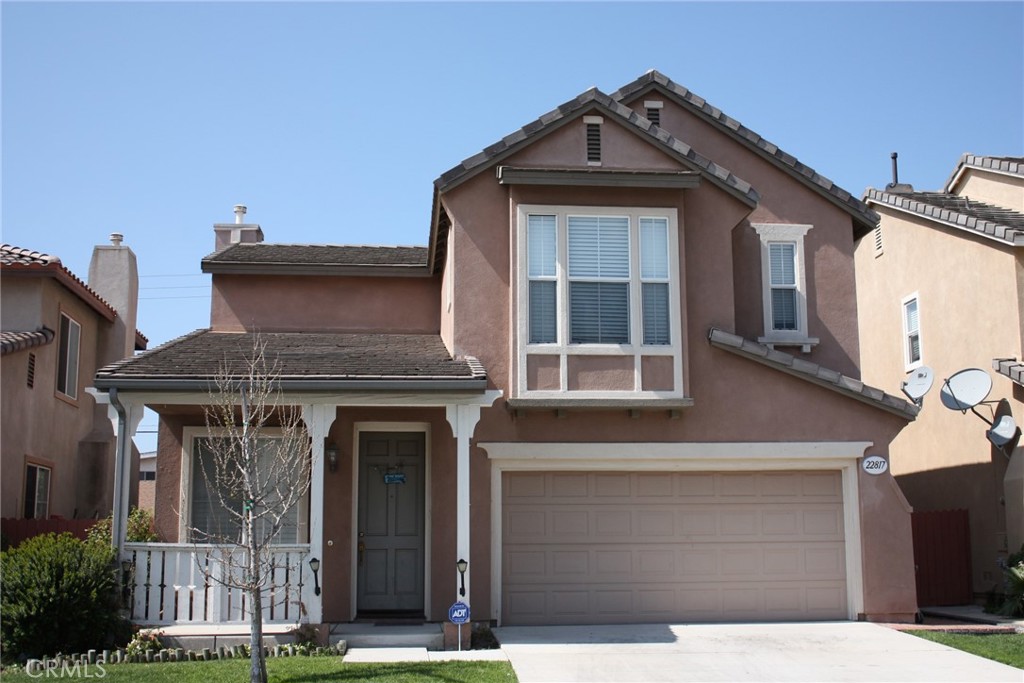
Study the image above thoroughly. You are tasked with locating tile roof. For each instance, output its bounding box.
[0,328,55,356]
[1,244,118,321]
[94,329,488,391]
[611,70,879,231]
[707,328,919,420]
[993,358,1024,387]
[202,243,430,275]
[864,189,1024,246]
[944,153,1024,192]
[433,86,760,206]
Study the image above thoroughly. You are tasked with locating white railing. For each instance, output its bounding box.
[121,543,315,626]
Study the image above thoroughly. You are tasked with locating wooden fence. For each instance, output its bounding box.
[1,517,98,548]
[911,508,972,607]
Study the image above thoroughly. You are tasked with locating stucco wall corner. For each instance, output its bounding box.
[859,470,918,621]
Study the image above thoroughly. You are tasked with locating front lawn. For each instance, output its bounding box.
[909,631,1024,669]
[2,657,518,682]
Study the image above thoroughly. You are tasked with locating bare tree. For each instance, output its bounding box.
[190,337,311,683]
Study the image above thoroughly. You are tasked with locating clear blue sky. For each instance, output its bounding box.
[3,1,1022,447]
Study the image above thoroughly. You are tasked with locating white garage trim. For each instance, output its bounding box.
[479,441,869,624]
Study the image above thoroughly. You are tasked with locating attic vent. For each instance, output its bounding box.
[27,353,36,388]
[644,100,663,126]
[584,115,603,164]
[873,226,883,256]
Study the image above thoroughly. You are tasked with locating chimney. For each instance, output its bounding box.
[885,152,914,193]
[88,233,139,363]
[214,204,264,251]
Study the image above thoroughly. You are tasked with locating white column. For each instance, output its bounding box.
[301,404,336,624]
[445,404,482,606]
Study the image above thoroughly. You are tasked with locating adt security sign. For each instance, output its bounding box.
[449,601,470,624]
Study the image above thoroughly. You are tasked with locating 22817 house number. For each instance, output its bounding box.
[861,455,888,475]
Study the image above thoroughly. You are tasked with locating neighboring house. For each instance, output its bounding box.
[94,70,921,631]
[1,236,146,523]
[138,451,156,513]
[856,154,1024,599]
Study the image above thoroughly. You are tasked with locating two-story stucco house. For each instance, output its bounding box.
[92,71,921,633]
[856,154,1024,603]
[1,236,145,525]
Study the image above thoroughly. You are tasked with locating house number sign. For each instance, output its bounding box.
[861,455,888,475]
[383,473,407,485]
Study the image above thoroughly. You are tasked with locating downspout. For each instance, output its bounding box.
[109,387,129,553]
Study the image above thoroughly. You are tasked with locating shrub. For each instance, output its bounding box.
[0,533,131,660]
[86,507,158,546]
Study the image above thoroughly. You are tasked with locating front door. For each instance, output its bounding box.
[357,432,425,614]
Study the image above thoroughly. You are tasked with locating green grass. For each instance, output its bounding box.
[909,631,1024,669]
[1,657,518,682]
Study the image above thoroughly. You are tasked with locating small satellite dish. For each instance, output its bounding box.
[940,368,993,411]
[987,415,1019,447]
[901,366,934,405]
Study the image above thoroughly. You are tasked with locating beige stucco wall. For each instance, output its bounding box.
[951,170,1024,212]
[855,204,1024,593]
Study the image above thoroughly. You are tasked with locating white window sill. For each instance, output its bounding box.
[758,336,820,354]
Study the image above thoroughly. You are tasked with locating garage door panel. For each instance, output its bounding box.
[503,471,847,624]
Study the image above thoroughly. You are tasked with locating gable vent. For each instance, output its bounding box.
[873,225,884,256]
[584,115,603,164]
[644,100,664,127]
[27,353,36,388]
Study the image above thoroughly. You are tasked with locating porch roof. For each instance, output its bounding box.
[93,329,489,391]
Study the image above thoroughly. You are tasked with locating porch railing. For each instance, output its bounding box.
[121,543,314,626]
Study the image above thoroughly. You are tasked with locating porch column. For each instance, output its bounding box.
[445,404,482,606]
[301,404,336,624]
[102,391,144,553]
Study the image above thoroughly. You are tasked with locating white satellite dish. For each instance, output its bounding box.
[940,368,993,411]
[901,366,934,405]
[987,414,1019,447]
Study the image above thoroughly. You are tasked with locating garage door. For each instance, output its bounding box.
[502,471,847,625]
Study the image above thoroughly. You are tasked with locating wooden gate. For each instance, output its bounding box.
[911,509,972,606]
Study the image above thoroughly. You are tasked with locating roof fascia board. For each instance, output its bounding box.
[91,387,501,408]
[615,79,877,231]
[496,167,702,189]
[945,155,1024,193]
[865,192,1024,247]
[92,377,489,392]
[201,262,433,277]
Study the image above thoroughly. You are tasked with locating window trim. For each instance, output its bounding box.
[902,293,922,371]
[179,427,311,544]
[753,223,818,352]
[24,461,52,520]
[515,204,683,400]
[56,312,81,401]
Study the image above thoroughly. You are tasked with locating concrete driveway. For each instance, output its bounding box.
[493,622,1022,682]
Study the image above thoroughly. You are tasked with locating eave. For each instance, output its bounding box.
[497,166,701,189]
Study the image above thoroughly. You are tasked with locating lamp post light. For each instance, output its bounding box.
[325,443,339,472]
[309,557,321,596]
[456,558,468,597]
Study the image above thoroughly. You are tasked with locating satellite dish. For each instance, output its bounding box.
[987,415,1019,447]
[940,368,993,411]
[901,366,934,405]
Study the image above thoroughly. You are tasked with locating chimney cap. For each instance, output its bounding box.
[233,205,247,224]
[109,232,124,246]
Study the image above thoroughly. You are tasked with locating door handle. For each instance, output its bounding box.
[358,541,365,565]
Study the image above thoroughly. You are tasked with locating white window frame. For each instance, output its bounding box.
[24,462,51,519]
[179,427,311,544]
[753,223,818,352]
[515,204,683,399]
[902,293,922,370]
[56,312,81,400]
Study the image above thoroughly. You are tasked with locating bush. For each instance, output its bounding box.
[0,533,131,661]
[86,507,158,546]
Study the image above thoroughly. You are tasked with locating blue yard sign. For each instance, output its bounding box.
[448,601,470,624]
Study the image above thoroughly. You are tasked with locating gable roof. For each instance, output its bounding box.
[944,154,1024,193]
[1,244,117,322]
[863,189,1024,247]
[708,328,919,420]
[202,243,430,276]
[94,329,488,392]
[612,70,880,233]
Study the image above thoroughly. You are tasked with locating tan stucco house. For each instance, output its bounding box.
[1,237,145,524]
[856,154,1024,601]
[93,71,922,631]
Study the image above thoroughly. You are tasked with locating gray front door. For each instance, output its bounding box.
[357,432,425,613]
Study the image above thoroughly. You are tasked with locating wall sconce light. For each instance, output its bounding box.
[456,558,468,597]
[325,443,339,473]
[309,557,321,596]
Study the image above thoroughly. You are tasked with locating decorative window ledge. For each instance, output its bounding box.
[758,336,820,354]
[506,396,694,419]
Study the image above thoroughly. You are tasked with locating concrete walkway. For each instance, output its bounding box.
[493,621,1022,682]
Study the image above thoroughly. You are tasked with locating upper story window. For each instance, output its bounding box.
[902,294,921,369]
[516,204,683,400]
[56,313,81,400]
[753,223,818,353]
